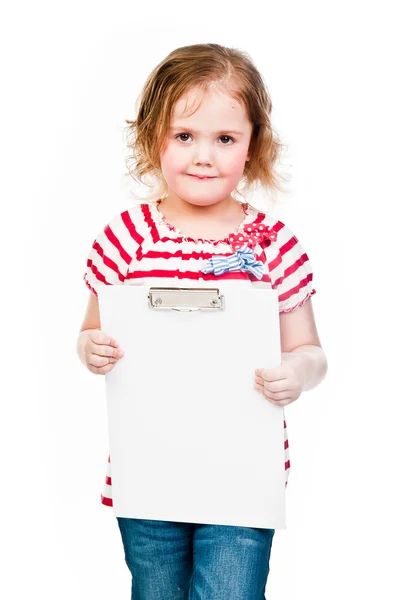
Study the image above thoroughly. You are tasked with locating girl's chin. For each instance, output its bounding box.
[171,185,233,202]
[178,198,233,211]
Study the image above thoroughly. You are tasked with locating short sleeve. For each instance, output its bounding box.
[269,222,317,313]
[83,211,140,296]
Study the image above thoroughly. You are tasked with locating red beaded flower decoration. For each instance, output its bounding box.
[228,223,277,251]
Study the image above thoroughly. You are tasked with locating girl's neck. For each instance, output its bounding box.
[158,194,244,221]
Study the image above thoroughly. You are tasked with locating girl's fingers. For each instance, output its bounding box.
[88,335,123,355]
[89,354,120,368]
[90,330,121,348]
[254,382,290,403]
[255,377,290,399]
[95,344,114,357]
[95,344,124,358]
[88,360,119,375]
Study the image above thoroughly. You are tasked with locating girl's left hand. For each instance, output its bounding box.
[254,352,304,407]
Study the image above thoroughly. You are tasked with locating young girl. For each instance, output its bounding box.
[77,43,328,600]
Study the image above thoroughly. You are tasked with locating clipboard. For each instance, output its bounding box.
[98,284,286,529]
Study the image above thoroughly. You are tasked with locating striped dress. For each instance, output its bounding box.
[83,199,316,507]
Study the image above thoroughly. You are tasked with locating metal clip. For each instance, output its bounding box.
[148,287,225,312]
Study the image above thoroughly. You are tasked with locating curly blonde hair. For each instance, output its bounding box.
[124,43,290,204]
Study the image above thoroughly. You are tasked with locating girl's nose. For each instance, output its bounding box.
[193,143,213,166]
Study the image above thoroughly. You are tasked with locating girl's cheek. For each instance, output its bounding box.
[223,155,249,177]
[160,144,183,173]
[163,154,186,174]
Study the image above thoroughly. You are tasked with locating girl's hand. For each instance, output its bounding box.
[83,329,124,375]
[254,352,304,407]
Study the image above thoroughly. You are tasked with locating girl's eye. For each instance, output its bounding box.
[176,133,192,142]
[219,135,234,144]
[176,133,234,144]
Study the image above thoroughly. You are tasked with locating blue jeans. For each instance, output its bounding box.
[117,517,274,599]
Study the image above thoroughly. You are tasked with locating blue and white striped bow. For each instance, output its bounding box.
[201,245,264,279]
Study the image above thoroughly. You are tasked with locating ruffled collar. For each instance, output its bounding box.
[148,198,264,247]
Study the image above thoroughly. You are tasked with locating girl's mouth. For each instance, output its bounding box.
[188,174,216,180]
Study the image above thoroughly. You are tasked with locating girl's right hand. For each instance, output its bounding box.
[84,329,124,375]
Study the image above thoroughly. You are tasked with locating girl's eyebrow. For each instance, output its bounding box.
[170,126,244,136]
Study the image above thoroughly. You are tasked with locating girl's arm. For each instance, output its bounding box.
[279,299,328,392]
[279,298,328,392]
[255,299,327,405]
[76,292,101,364]
[76,292,123,374]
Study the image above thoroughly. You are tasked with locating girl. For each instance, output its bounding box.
[77,43,328,600]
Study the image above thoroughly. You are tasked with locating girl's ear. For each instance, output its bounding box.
[246,140,253,162]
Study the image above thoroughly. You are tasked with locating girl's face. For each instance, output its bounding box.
[159,87,253,208]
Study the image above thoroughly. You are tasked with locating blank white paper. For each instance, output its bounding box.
[97,283,286,529]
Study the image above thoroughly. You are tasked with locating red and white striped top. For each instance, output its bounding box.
[83,199,316,507]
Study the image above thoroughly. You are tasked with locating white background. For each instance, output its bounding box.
[2,1,399,598]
